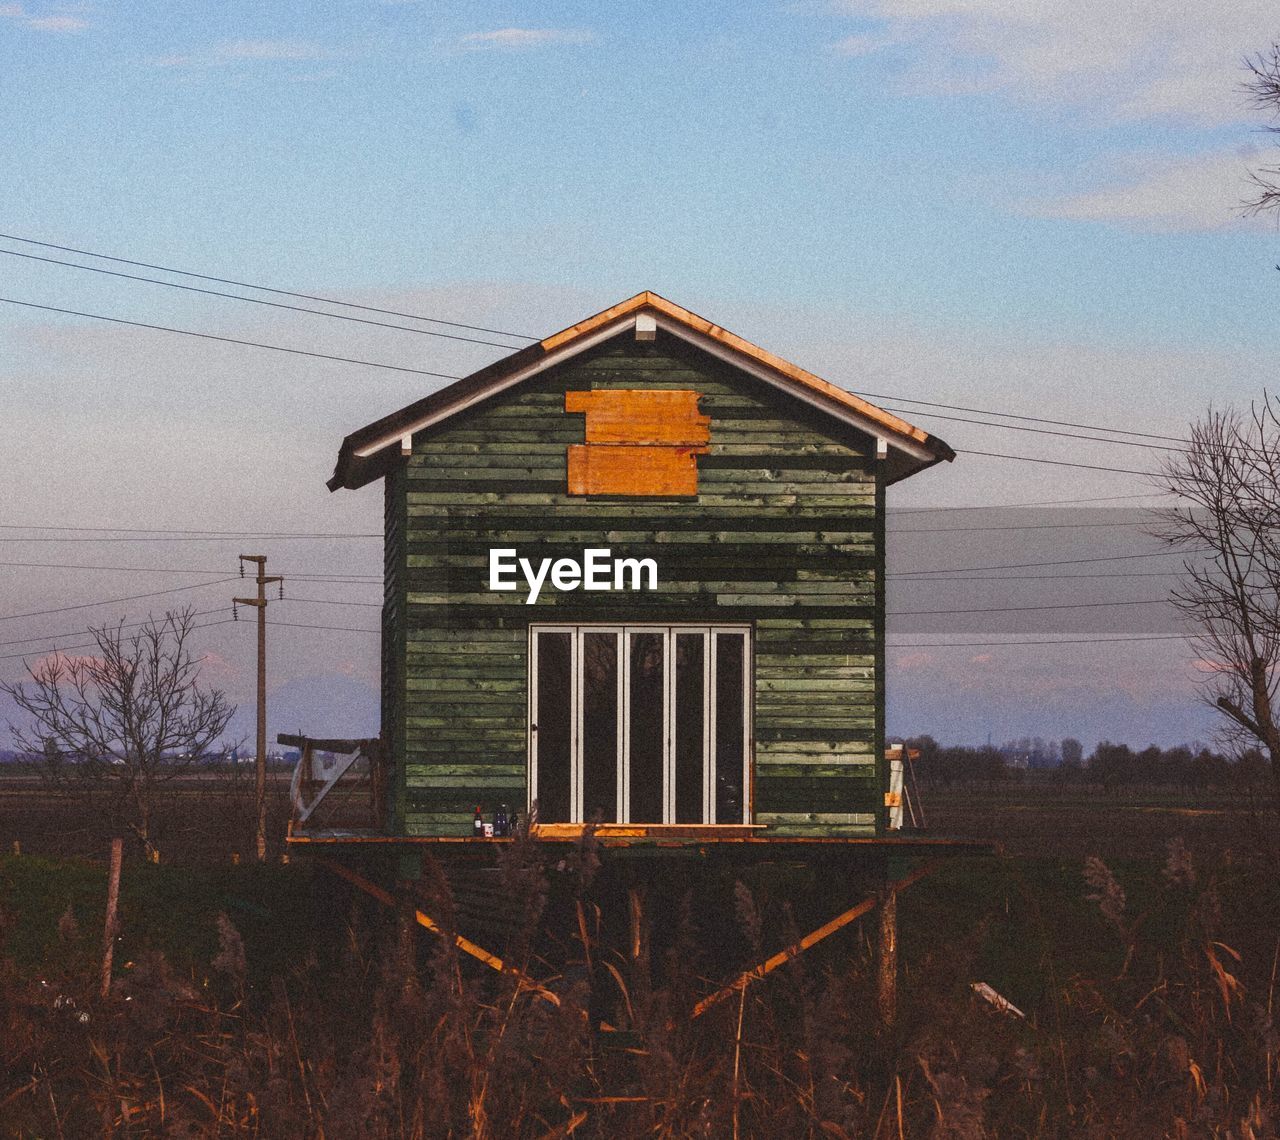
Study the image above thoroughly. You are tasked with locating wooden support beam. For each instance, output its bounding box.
[689,859,940,1020]
[100,837,123,1000]
[877,888,898,1030]
[315,856,560,1006]
[628,887,647,964]
[370,738,388,829]
[395,876,419,994]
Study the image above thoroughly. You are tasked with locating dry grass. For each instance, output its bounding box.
[1,824,1278,1138]
[2,782,1279,1135]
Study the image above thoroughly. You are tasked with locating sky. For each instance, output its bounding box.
[3,1,1280,752]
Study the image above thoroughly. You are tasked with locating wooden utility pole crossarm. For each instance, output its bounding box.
[234,554,283,863]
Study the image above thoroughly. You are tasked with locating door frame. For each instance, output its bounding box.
[528,623,753,825]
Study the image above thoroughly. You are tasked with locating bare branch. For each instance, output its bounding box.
[1243,48,1280,217]
[1154,395,1280,817]
[1,606,235,855]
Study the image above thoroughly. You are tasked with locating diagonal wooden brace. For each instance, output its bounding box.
[689,859,941,1020]
[316,856,560,1006]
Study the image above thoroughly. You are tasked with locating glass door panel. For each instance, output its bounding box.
[532,630,573,824]
[581,630,620,823]
[627,631,666,823]
[714,632,746,824]
[674,632,707,824]
[530,625,749,826]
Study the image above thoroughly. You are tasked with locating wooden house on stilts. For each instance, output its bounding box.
[294,291,988,1020]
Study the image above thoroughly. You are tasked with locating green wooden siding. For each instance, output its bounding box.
[382,463,408,832]
[386,331,885,838]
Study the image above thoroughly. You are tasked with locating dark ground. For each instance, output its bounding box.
[1,776,1277,1137]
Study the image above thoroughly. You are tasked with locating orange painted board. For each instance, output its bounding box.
[567,444,705,496]
[565,390,710,446]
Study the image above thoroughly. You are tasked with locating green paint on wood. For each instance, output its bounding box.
[375,331,890,837]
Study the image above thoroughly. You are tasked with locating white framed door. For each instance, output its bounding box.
[529,624,750,824]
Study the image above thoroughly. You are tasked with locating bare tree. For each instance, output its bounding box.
[1152,398,1280,814]
[2,607,234,856]
[1244,46,1280,217]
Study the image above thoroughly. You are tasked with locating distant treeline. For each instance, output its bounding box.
[900,735,1267,791]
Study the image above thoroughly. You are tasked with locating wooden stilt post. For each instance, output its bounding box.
[627,883,652,1016]
[395,876,417,995]
[394,850,425,995]
[876,885,898,1030]
[100,837,123,999]
[628,886,647,965]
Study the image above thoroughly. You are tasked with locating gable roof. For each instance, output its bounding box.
[328,290,954,491]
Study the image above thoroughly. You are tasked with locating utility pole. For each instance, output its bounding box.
[235,555,282,862]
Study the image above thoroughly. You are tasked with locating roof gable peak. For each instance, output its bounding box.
[328,291,953,491]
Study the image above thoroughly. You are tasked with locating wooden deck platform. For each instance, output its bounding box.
[286,826,997,855]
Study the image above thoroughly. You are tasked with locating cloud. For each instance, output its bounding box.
[459,27,596,51]
[1,4,86,32]
[29,651,105,674]
[891,650,936,671]
[1024,149,1269,232]
[831,1,1278,122]
[830,32,894,57]
[197,651,242,688]
[216,39,332,62]
[155,39,338,69]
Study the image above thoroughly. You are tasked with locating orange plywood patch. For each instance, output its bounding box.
[565,389,710,445]
[566,388,710,496]
[567,444,705,496]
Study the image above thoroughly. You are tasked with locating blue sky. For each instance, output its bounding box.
[3,1,1280,749]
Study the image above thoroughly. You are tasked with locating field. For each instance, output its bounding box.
[926,783,1272,861]
[1,776,1277,1137]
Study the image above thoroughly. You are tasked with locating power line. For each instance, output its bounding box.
[0,577,237,623]
[854,388,1188,444]
[0,231,540,341]
[880,404,1185,453]
[894,549,1207,576]
[889,570,1185,582]
[889,518,1154,536]
[0,295,464,382]
[0,607,226,649]
[892,492,1173,513]
[0,559,380,579]
[0,246,526,351]
[282,596,380,608]
[0,535,380,544]
[888,597,1170,616]
[886,633,1190,648]
[0,617,238,662]
[0,287,1190,482]
[0,522,380,537]
[0,296,1189,480]
[0,519,1157,539]
[264,618,379,633]
[0,234,1208,471]
[954,449,1157,476]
